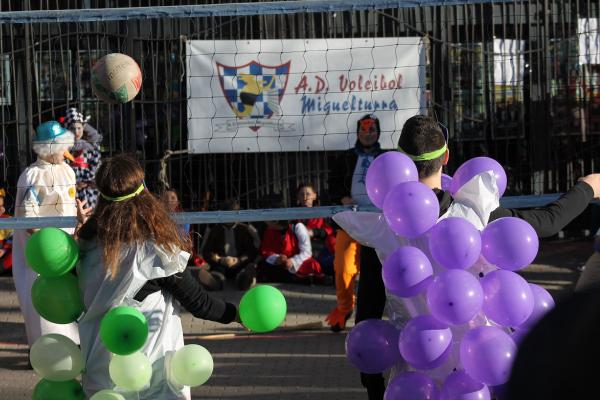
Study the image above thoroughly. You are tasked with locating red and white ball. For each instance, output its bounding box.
[91,53,142,104]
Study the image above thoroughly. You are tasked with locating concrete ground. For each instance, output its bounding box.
[0,237,592,400]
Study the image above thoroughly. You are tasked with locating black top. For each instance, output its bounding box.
[134,267,237,324]
[327,143,386,205]
[435,181,594,238]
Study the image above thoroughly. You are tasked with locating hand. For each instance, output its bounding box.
[580,173,600,198]
[76,182,88,190]
[284,259,294,269]
[307,229,314,238]
[0,249,5,258]
[76,199,92,225]
[235,308,250,331]
[276,255,288,265]
[341,196,354,205]
[211,253,221,263]
[222,256,239,268]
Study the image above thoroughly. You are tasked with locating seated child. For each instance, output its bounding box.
[295,183,336,276]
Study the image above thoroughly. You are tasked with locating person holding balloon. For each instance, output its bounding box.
[76,154,240,399]
[326,114,386,333]
[12,121,81,348]
[347,114,600,400]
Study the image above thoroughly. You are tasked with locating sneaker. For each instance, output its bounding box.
[235,264,257,291]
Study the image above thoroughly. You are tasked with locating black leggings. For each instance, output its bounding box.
[355,245,387,400]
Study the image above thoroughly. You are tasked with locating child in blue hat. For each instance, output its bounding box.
[12,121,81,348]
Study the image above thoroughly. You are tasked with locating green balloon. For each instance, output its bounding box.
[109,352,152,391]
[100,306,148,355]
[32,379,84,400]
[26,227,79,277]
[239,285,287,333]
[32,274,83,324]
[170,344,213,387]
[30,334,84,381]
[90,389,126,400]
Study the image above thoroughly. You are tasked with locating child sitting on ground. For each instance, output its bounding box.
[295,183,336,276]
[0,188,12,274]
[257,200,326,285]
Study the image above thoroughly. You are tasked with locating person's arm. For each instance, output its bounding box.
[489,181,594,238]
[259,229,280,263]
[154,267,237,324]
[329,152,352,205]
[87,146,101,181]
[237,226,259,265]
[289,223,312,273]
[201,229,221,264]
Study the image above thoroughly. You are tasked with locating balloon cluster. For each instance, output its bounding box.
[26,228,85,399]
[25,228,215,398]
[346,153,555,399]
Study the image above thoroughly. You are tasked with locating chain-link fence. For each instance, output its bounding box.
[1,0,600,212]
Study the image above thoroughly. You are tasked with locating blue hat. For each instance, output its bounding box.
[34,121,69,142]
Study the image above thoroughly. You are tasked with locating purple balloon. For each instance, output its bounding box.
[385,372,440,400]
[441,173,453,192]
[383,246,433,297]
[366,152,419,208]
[511,329,529,347]
[383,181,440,238]
[481,270,534,327]
[450,157,507,197]
[441,370,491,400]
[519,283,555,329]
[345,319,401,374]
[460,326,516,386]
[481,217,539,271]
[429,218,482,270]
[399,315,453,370]
[427,270,484,325]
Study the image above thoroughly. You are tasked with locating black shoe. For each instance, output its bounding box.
[210,271,226,290]
[195,269,223,291]
[235,264,257,291]
[330,310,353,333]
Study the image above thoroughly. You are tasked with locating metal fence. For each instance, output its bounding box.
[2,0,600,211]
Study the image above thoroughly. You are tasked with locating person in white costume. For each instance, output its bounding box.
[77,154,239,399]
[12,120,80,347]
[333,115,600,400]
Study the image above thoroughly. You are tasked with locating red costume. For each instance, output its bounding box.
[260,223,322,277]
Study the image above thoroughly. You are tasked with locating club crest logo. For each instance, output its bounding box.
[217,61,291,131]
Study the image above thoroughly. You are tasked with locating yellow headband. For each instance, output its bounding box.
[100,183,145,202]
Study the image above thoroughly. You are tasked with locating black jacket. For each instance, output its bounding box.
[135,267,237,324]
[436,180,594,238]
[328,141,386,205]
[202,223,259,266]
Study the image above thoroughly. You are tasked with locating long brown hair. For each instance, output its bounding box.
[78,154,191,277]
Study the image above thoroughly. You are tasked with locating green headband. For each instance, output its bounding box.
[100,183,145,202]
[397,143,447,161]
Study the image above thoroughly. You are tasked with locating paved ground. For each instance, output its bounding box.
[0,237,592,400]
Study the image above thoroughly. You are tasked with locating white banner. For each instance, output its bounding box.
[186,38,425,153]
[579,18,600,65]
[493,38,525,85]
